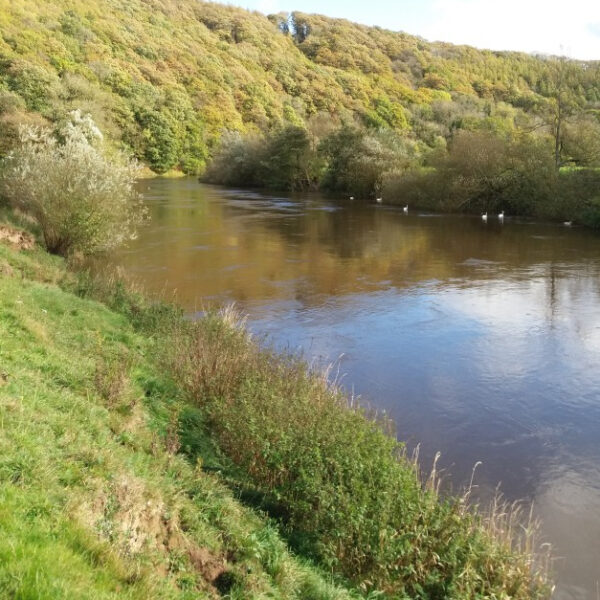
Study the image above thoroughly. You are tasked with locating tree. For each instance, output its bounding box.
[562,115,600,167]
[319,126,367,194]
[262,125,317,190]
[319,125,418,198]
[203,130,267,187]
[541,57,590,170]
[1,111,145,256]
[136,107,181,174]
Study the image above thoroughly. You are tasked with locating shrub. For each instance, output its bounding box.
[0,110,146,256]
[384,131,559,215]
[0,110,48,159]
[2,60,60,113]
[580,198,600,228]
[557,169,600,224]
[319,126,419,198]
[135,107,181,174]
[204,130,267,187]
[206,126,322,190]
[262,125,319,190]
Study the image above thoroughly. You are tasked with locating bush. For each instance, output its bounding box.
[557,169,600,224]
[205,127,322,191]
[0,110,145,256]
[319,125,419,198]
[262,125,319,190]
[0,110,48,159]
[580,198,600,228]
[384,131,559,215]
[136,107,181,174]
[204,130,267,187]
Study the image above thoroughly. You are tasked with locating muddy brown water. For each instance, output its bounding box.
[108,179,600,599]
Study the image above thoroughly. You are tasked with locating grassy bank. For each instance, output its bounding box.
[0,226,354,600]
[0,218,552,599]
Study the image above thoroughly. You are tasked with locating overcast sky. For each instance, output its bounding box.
[227,0,600,60]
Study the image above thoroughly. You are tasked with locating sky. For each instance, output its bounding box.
[227,0,600,60]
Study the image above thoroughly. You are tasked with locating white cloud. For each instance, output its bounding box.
[420,0,600,59]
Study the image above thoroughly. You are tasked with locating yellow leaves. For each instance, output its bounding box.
[0,0,598,178]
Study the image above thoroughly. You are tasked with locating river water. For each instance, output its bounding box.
[110,179,600,599]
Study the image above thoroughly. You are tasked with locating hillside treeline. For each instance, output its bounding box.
[0,0,599,221]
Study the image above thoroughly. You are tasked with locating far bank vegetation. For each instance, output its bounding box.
[0,2,598,224]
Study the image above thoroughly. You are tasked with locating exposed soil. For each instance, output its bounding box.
[187,546,227,585]
[73,474,228,591]
[0,225,34,250]
[113,475,168,555]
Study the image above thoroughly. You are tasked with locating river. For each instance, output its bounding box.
[108,178,600,600]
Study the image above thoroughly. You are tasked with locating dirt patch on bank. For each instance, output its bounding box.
[187,546,227,585]
[112,475,170,555]
[73,475,228,591]
[0,225,34,250]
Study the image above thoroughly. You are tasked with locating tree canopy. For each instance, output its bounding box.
[0,0,598,175]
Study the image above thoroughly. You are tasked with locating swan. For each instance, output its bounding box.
[498,210,505,220]
[564,220,573,226]
[376,197,383,204]
[482,212,488,221]
[403,205,408,213]
[349,196,355,200]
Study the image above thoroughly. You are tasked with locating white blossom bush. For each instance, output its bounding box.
[1,111,146,256]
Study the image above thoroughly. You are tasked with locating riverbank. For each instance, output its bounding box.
[0,214,552,599]
[0,220,358,600]
[381,165,600,228]
[205,126,600,229]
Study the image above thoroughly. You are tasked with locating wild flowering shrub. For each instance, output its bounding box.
[1,110,145,256]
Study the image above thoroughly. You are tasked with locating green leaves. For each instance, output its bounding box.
[1,112,145,256]
[0,0,598,184]
[166,311,551,598]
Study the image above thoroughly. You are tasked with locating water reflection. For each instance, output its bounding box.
[110,179,600,599]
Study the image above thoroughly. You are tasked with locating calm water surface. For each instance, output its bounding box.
[111,179,600,599]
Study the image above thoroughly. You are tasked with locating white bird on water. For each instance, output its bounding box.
[376,197,383,204]
[349,196,355,200]
[564,220,573,226]
[481,212,488,222]
[498,210,505,221]
[403,205,408,213]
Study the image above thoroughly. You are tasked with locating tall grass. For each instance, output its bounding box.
[158,306,552,599]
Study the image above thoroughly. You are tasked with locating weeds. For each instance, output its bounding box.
[94,351,132,407]
[163,306,552,599]
[165,408,181,455]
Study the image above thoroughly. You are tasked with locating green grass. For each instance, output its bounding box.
[0,221,552,599]
[0,231,355,600]
[559,166,600,173]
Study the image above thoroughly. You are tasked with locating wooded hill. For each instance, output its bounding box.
[0,0,598,174]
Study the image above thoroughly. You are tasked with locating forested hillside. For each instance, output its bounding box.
[0,0,598,174]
